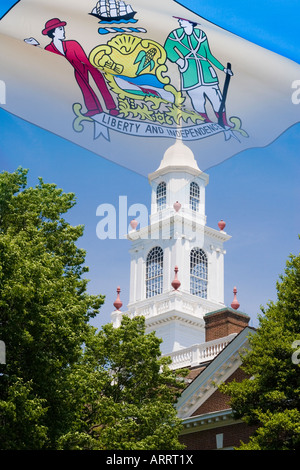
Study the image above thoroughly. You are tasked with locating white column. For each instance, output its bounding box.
[136,252,145,301]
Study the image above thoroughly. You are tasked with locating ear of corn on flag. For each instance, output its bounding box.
[0,0,299,175]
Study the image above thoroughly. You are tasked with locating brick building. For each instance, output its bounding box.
[111,140,256,449]
[177,309,256,450]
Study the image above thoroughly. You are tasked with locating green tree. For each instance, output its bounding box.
[58,315,187,450]
[0,168,104,449]
[0,168,186,451]
[220,246,300,450]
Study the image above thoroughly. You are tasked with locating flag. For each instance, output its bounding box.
[0,0,299,175]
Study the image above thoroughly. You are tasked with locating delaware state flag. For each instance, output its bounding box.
[0,0,299,175]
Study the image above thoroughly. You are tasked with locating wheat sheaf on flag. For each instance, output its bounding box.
[0,0,299,175]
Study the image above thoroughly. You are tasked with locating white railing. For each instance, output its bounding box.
[132,296,209,320]
[165,333,237,369]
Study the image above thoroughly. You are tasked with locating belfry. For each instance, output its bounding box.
[112,140,244,357]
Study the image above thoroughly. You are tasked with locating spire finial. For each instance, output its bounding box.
[130,219,138,231]
[173,201,181,212]
[171,266,181,290]
[218,219,226,231]
[113,286,123,311]
[231,286,240,310]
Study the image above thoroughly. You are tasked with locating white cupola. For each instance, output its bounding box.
[148,139,208,226]
[112,140,231,355]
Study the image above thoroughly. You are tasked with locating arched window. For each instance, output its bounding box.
[156,181,166,210]
[146,246,163,298]
[190,182,200,211]
[190,248,208,298]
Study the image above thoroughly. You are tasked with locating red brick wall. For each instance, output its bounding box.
[205,309,250,342]
[181,368,255,450]
[180,422,257,450]
[192,368,248,416]
[192,387,230,416]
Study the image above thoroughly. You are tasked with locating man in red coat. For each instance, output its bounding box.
[42,18,119,117]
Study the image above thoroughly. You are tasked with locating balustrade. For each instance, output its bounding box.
[165,333,237,369]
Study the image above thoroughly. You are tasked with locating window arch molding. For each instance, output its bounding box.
[146,246,164,298]
[190,247,208,298]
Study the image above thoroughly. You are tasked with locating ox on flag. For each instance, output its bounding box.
[0,0,299,175]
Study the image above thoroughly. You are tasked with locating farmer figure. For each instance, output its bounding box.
[164,17,233,126]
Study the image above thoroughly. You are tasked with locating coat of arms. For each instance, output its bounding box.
[27,3,248,143]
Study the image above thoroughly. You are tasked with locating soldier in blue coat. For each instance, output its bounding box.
[164,18,233,126]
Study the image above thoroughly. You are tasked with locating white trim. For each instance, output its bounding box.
[163,333,237,369]
[180,409,241,435]
[176,327,254,419]
[148,165,204,181]
[127,216,231,243]
[127,289,226,323]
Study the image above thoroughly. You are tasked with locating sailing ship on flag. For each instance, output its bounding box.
[90,0,137,23]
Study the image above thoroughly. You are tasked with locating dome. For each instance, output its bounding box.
[157,140,200,172]
[148,139,207,183]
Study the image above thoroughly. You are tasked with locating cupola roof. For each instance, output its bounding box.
[148,140,207,182]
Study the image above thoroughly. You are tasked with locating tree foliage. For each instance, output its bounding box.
[0,169,185,450]
[0,168,104,448]
[220,245,300,450]
[59,316,186,450]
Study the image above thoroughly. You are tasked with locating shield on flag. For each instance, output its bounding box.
[0,0,299,175]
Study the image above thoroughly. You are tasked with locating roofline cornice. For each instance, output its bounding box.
[176,327,255,419]
[180,408,241,435]
[148,166,208,183]
[127,217,231,243]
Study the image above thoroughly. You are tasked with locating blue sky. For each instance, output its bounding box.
[0,0,299,330]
